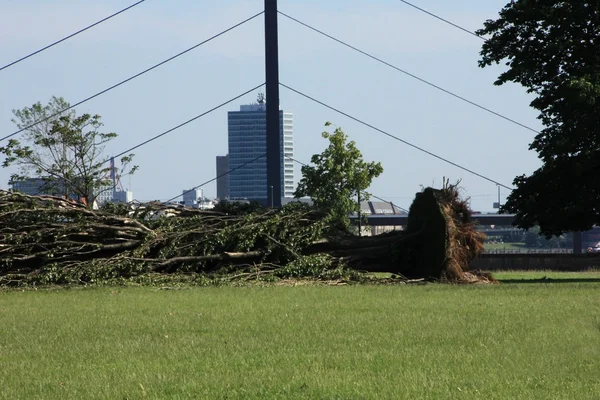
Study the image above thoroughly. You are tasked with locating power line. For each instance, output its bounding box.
[280,83,512,190]
[170,154,410,210]
[369,193,410,213]
[398,0,485,40]
[111,83,264,160]
[278,11,539,135]
[0,11,264,143]
[166,154,266,203]
[284,155,410,213]
[0,0,148,72]
[36,84,264,191]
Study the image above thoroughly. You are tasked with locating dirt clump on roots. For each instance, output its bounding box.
[398,179,492,283]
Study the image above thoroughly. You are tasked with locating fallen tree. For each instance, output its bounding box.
[0,181,492,287]
[304,180,489,282]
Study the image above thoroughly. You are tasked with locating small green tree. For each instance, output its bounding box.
[294,122,383,230]
[0,96,137,208]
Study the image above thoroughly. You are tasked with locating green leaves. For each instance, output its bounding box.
[479,1,600,236]
[294,123,383,231]
[2,96,137,209]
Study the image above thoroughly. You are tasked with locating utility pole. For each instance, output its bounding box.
[497,185,501,209]
[265,0,282,208]
[357,191,362,237]
[493,185,502,212]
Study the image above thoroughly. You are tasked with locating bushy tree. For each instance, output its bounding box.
[477,1,600,237]
[212,200,265,215]
[523,226,571,249]
[294,123,383,230]
[0,96,137,208]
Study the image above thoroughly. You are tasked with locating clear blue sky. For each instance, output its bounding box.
[0,0,541,211]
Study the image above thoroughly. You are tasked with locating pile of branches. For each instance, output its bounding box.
[0,191,333,286]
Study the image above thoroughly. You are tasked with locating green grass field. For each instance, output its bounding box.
[493,270,600,281]
[1,276,599,399]
[483,242,526,251]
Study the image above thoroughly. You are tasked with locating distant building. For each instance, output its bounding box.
[11,178,64,197]
[108,189,133,204]
[95,185,133,206]
[355,200,408,236]
[216,155,230,200]
[11,177,133,207]
[359,201,407,216]
[95,186,114,205]
[182,188,202,208]
[227,101,294,202]
[181,188,215,210]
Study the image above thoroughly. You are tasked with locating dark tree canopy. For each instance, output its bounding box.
[477,1,600,236]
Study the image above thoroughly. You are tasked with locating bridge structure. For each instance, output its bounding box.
[349,214,584,254]
[351,214,516,227]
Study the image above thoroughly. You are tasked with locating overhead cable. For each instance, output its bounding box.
[0,0,149,72]
[166,154,267,203]
[284,155,410,213]
[281,83,512,190]
[278,11,539,135]
[111,83,265,160]
[0,11,264,142]
[398,0,485,40]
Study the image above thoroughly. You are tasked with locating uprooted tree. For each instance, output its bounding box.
[0,178,490,286]
[0,96,137,208]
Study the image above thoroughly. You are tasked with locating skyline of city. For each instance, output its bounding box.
[0,1,543,211]
[2,94,514,210]
[5,96,297,205]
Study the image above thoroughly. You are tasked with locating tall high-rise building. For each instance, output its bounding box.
[227,102,294,202]
[216,155,230,200]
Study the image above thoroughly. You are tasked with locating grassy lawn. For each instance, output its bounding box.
[1,281,599,399]
[483,242,526,251]
[493,270,600,281]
